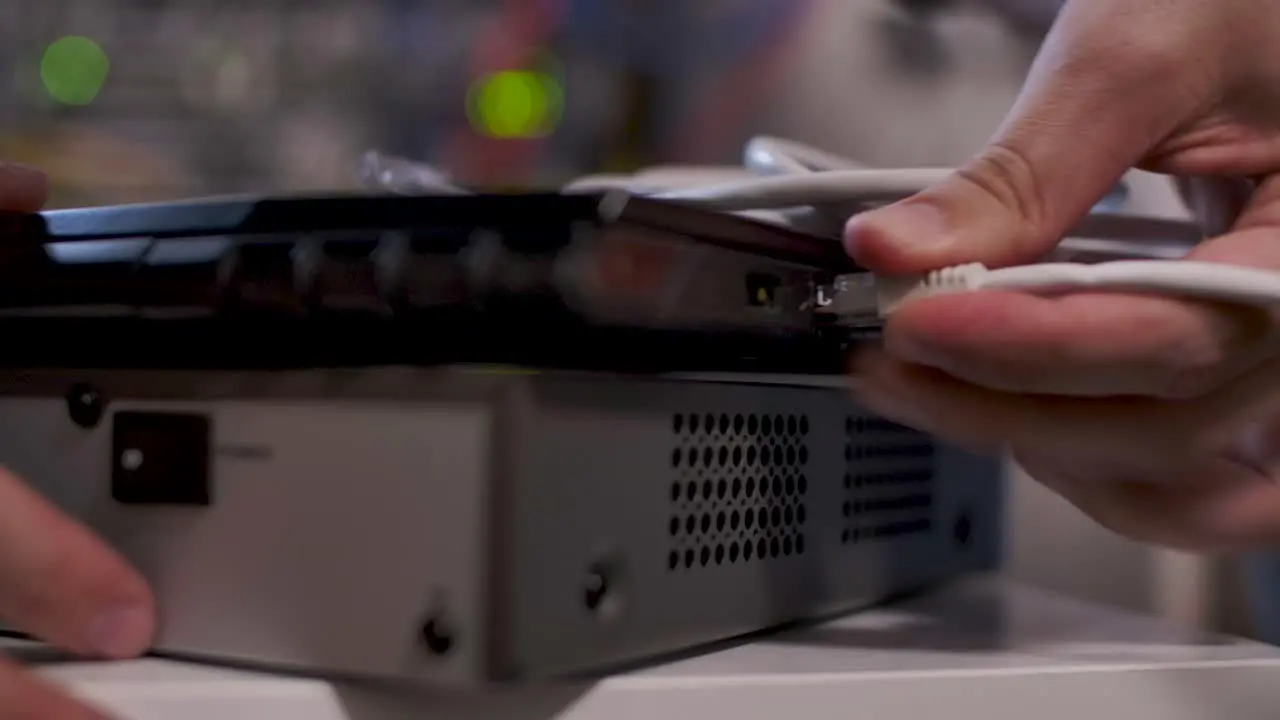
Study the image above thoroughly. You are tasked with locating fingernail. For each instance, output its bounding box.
[883,331,937,368]
[0,161,47,181]
[88,603,153,659]
[0,162,49,195]
[846,351,931,430]
[858,391,931,432]
[847,343,888,376]
[847,354,897,411]
[847,201,951,254]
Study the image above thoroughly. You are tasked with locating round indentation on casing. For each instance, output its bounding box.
[421,613,455,656]
[954,511,973,547]
[583,555,626,621]
[65,382,105,429]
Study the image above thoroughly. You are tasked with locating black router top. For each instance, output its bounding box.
[32,192,849,261]
[0,193,864,374]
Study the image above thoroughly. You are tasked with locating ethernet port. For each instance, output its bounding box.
[745,272,781,308]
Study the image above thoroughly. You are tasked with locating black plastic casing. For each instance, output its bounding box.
[0,193,869,374]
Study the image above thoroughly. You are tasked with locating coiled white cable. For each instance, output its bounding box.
[569,136,1203,257]
[364,136,1280,317]
[649,168,953,209]
[614,136,1280,318]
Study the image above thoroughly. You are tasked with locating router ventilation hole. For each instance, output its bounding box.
[668,412,809,571]
[841,414,936,545]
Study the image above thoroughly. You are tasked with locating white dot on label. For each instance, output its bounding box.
[121,448,144,471]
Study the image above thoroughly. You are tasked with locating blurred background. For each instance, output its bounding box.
[0,0,816,205]
[0,0,1051,207]
[0,0,1261,641]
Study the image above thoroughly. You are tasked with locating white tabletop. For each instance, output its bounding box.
[19,577,1280,720]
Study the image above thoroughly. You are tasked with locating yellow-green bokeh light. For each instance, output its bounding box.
[467,70,563,139]
[41,36,110,106]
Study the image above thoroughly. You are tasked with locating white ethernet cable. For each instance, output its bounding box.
[566,135,1206,258]
[814,260,1280,325]
[575,136,1280,324]
[364,137,1280,323]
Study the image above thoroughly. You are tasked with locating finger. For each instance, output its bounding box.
[853,349,1280,550]
[0,163,48,213]
[1056,470,1280,552]
[844,1,1208,273]
[850,349,1026,450]
[1199,353,1280,446]
[0,654,114,719]
[0,469,154,660]
[878,218,1280,398]
[849,348,1205,471]
[880,287,1267,397]
[1018,446,1280,552]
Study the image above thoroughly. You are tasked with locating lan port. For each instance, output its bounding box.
[746,272,781,309]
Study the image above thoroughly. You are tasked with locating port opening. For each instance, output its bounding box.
[745,272,781,308]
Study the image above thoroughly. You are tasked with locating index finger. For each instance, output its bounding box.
[883,224,1280,398]
[883,288,1265,397]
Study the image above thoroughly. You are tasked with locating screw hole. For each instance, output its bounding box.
[954,511,973,547]
[584,570,609,611]
[584,558,624,619]
[421,615,454,656]
[65,382,106,429]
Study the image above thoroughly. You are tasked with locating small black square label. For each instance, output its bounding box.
[111,411,211,506]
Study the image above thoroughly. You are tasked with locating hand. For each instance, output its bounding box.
[0,165,155,718]
[844,0,1280,552]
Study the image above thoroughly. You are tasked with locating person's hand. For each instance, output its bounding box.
[0,165,155,717]
[844,0,1280,552]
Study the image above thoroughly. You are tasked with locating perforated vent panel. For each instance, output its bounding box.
[668,413,809,571]
[841,415,936,544]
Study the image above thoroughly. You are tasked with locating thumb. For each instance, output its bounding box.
[844,1,1200,273]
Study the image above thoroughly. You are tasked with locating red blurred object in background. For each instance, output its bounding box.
[446,0,568,187]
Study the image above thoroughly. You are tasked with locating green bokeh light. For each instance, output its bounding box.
[41,36,110,106]
[467,70,563,139]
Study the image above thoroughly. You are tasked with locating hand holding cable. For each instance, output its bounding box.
[843,0,1280,553]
